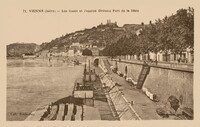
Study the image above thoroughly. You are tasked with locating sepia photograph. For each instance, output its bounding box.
[0,0,199,127]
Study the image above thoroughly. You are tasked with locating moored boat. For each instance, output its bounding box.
[25,62,113,121]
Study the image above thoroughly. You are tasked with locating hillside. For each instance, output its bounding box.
[39,21,142,52]
[6,21,143,57]
[7,43,40,57]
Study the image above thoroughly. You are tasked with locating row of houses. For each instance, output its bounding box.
[119,48,194,63]
[47,42,100,57]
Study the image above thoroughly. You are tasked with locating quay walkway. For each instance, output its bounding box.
[100,59,163,120]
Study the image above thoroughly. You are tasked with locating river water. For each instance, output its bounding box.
[7,58,84,121]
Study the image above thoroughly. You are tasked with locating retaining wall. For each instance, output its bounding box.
[108,86,141,120]
[108,59,193,109]
[109,60,142,81]
[143,67,193,109]
[99,59,141,120]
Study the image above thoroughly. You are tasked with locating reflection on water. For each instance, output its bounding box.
[7,58,79,67]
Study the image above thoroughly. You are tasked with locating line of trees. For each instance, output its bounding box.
[102,7,194,60]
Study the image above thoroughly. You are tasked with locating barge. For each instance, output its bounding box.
[25,62,115,121]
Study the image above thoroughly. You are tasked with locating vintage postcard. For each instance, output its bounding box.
[0,0,199,127]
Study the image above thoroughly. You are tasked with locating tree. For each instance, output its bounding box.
[167,8,194,56]
[101,7,194,61]
[82,48,93,56]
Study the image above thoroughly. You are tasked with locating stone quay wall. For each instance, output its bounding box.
[108,59,193,109]
[99,59,141,120]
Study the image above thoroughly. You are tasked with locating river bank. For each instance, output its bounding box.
[99,58,193,120]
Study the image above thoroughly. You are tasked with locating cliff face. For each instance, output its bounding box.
[7,43,39,57]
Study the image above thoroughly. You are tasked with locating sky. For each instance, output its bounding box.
[0,0,195,45]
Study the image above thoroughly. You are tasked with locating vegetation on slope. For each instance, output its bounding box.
[102,7,194,59]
